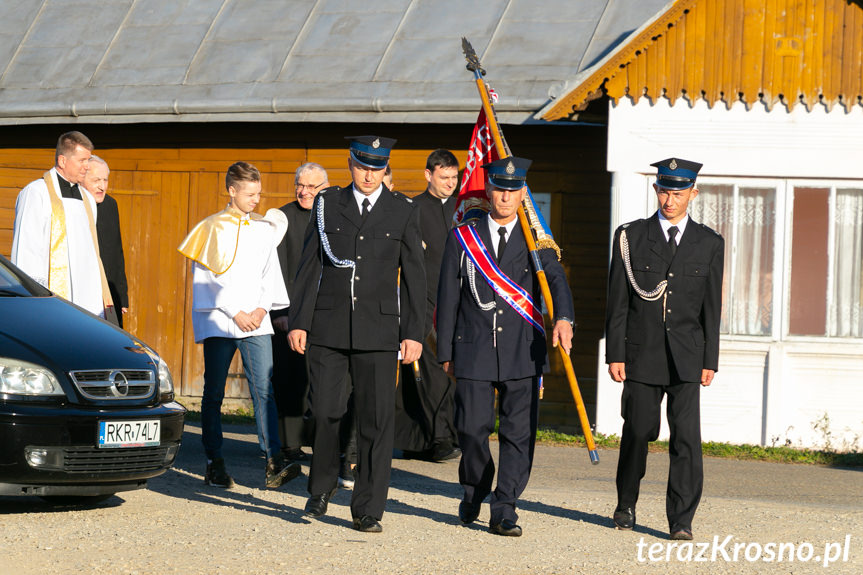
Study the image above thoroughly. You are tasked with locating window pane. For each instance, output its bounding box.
[689,184,733,333]
[734,187,775,335]
[694,184,775,336]
[789,187,829,335]
[830,189,863,337]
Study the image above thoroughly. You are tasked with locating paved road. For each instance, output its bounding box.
[1,423,861,574]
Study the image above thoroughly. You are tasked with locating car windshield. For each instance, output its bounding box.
[0,255,52,297]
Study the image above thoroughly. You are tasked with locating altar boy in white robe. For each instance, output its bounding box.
[179,161,300,490]
[12,131,114,320]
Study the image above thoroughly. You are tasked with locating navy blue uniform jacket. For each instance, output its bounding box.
[288,185,426,351]
[436,219,574,381]
[605,213,724,384]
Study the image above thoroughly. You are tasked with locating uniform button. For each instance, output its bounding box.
[497,326,503,332]
[355,276,360,281]
[667,309,671,313]
[668,290,673,295]
[645,265,650,270]
[497,309,503,315]
[668,272,675,277]
[386,232,390,237]
[357,255,362,260]
[666,327,670,331]
[359,235,364,240]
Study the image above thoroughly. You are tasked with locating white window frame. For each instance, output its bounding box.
[693,177,785,341]
[783,179,863,344]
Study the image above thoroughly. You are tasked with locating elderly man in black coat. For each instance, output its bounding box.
[85,155,129,328]
[605,157,724,541]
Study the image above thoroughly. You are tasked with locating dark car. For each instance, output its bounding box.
[0,254,185,503]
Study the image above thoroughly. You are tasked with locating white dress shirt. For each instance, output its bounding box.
[658,212,689,244]
[486,214,518,259]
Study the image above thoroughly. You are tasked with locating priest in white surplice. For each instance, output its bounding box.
[11,131,111,319]
[178,160,300,491]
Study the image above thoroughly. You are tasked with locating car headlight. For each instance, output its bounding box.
[0,358,64,396]
[157,356,174,396]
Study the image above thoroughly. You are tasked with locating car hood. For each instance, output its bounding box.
[0,296,158,373]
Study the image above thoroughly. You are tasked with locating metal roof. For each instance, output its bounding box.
[0,0,668,125]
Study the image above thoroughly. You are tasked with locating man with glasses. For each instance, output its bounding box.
[271,163,329,464]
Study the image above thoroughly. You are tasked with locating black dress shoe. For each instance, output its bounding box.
[613,507,635,530]
[670,528,693,540]
[432,441,462,462]
[282,448,309,462]
[304,487,337,517]
[352,515,383,533]
[489,519,522,537]
[458,501,481,524]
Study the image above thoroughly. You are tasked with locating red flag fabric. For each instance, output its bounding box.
[452,105,499,225]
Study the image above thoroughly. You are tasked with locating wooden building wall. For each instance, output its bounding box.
[543,0,863,119]
[0,122,609,430]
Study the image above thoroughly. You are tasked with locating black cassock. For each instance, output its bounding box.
[96,194,128,328]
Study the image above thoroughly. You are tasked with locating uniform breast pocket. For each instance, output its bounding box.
[685,262,709,297]
[684,263,709,278]
[374,228,403,258]
[631,258,663,287]
[323,224,352,253]
[455,332,473,344]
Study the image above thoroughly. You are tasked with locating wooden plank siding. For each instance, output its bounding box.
[542,0,863,119]
[0,122,610,430]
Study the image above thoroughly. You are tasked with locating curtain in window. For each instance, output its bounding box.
[690,185,733,332]
[735,188,775,335]
[830,189,863,337]
[693,185,774,335]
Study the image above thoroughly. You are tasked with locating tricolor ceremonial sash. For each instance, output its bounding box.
[454,225,545,334]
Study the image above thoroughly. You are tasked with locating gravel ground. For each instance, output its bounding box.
[1,422,861,575]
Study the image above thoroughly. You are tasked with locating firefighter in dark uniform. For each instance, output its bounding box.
[605,157,724,541]
[288,136,425,533]
[436,157,574,537]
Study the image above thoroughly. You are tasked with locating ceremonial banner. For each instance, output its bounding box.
[452,95,498,226]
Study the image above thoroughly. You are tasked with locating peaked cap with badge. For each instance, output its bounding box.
[482,157,532,190]
[651,157,703,190]
[346,135,397,169]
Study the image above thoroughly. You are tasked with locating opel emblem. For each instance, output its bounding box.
[669,159,678,170]
[110,370,130,397]
[372,138,380,149]
[505,160,515,174]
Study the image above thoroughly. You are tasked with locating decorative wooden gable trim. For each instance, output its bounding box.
[541,0,863,119]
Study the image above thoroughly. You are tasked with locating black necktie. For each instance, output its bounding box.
[496,226,507,263]
[361,198,371,221]
[667,226,679,258]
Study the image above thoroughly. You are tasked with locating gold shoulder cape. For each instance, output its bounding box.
[178,205,268,275]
